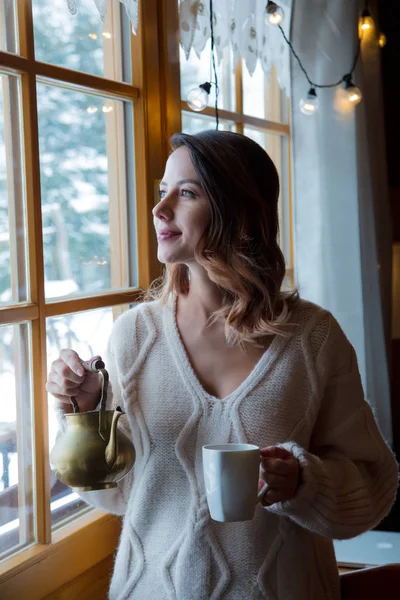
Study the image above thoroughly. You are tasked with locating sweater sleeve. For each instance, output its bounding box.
[54,310,137,516]
[266,314,399,539]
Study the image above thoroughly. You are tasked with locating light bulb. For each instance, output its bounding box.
[378,33,387,48]
[360,8,374,31]
[186,82,211,112]
[346,87,362,104]
[343,76,362,105]
[265,1,284,26]
[299,88,319,116]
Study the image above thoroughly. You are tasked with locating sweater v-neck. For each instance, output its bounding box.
[163,294,289,403]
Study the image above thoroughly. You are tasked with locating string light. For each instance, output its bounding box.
[299,88,319,116]
[378,33,387,48]
[275,1,370,116]
[186,82,211,111]
[360,8,374,31]
[343,74,363,105]
[265,1,284,26]
[186,0,384,123]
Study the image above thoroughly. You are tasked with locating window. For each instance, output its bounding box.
[180,44,294,287]
[0,0,163,585]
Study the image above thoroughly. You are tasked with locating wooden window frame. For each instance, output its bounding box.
[0,0,166,593]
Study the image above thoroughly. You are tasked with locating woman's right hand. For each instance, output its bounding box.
[46,349,103,413]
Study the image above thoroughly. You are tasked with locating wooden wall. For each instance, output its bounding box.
[42,555,114,600]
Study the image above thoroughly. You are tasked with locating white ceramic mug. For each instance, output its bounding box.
[202,443,268,522]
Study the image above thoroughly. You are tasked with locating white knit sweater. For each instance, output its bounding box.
[61,297,398,600]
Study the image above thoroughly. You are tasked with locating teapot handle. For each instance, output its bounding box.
[69,359,107,419]
[70,358,110,441]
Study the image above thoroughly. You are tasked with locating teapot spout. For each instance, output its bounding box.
[105,407,124,469]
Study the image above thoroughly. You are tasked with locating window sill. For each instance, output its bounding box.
[0,510,121,600]
[334,530,400,568]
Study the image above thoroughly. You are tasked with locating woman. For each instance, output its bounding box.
[47,131,398,600]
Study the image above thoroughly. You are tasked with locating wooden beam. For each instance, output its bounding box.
[0,51,139,101]
[36,61,139,100]
[0,304,39,324]
[18,0,52,546]
[44,289,143,318]
[181,102,290,135]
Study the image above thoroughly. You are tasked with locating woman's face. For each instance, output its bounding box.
[153,146,210,265]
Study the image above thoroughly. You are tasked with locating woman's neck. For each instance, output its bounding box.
[180,263,223,321]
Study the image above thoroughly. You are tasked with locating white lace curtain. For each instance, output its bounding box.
[66,0,139,33]
[66,0,292,89]
[179,0,292,89]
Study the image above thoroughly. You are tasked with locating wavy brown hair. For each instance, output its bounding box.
[146,130,298,346]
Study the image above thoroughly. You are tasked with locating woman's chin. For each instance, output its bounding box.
[157,251,193,265]
[157,253,179,264]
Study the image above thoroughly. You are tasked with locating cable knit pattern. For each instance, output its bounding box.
[56,296,398,600]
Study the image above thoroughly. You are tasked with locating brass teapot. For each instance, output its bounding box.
[50,358,136,491]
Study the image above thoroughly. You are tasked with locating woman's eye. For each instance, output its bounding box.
[181,188,196,198]
[158,189,167,199]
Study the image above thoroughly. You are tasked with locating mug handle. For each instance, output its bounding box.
[257,481,269,504]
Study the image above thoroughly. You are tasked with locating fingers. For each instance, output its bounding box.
[46,351,104,408]
[48,350,86,398]
[59,349,87,377]
[258,446,300,506]
[52,353,84,384]
[262,487,292,506]
[262,456,295,475]
[49,361,83,389]
[260,447,299,486]
[260,446,293,460]
[260,463,298,489]
[45,380,72,403]
[47,369,81,396]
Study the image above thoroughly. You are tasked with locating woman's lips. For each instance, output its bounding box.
[157,231,181,241]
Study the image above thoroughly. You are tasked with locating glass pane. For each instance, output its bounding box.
[180,42,235,111]
[181,112,234,134]
[37,83,137,299]
[243,63,286,123]
[0,74,29,306]
[243,127,291,267]
[32,0,132,83]
[47,305,127,528]
[0,323,34,558]
[0,0,18,54]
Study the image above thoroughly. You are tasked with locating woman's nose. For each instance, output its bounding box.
[152,195,174,220]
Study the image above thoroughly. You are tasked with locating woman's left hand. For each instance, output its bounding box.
[258,446,300,506]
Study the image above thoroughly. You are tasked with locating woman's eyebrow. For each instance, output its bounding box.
[159,178,201,187]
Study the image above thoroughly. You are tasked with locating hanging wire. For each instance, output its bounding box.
[277,24,362,89]
[209,0,219,129]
